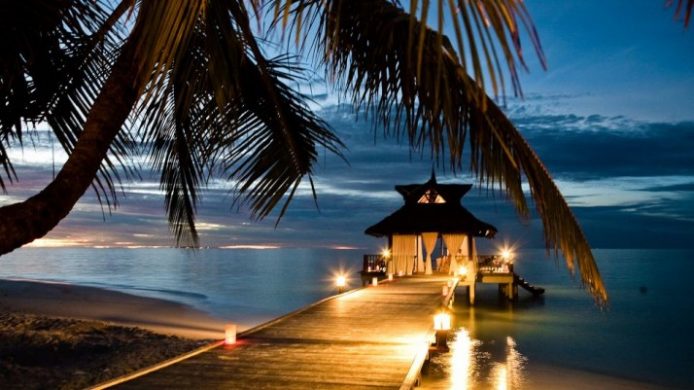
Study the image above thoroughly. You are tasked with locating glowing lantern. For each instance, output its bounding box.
[372,277,378,286]
[388,273,394,281]
[224,324,237,345]
[434,312,452,331]
[433,311,452,350]
[500,247,515,263]
[336,275,347,293]
[458,265,468,277]
[381,248,391,258]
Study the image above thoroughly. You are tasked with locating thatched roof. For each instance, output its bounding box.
[365,173,497,238]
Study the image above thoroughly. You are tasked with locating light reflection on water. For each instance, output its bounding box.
[431,327,526,389]
[449,328,476,389]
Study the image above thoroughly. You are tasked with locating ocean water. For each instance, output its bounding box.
[0,248,692,388]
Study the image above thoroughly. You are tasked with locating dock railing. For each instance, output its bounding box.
[477,254,513,274]
[362,254,387,273]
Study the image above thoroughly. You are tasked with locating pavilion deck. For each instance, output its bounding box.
[97,276,455,390]
[361,253,544,303]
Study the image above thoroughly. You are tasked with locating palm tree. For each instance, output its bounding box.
[10,0,687,304]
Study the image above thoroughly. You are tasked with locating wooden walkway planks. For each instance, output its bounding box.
[113,276,453,390]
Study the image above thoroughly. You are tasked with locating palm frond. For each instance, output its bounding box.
[301,0,605,303]
[0,0,136,204]
[669,0,694,26]
[130,0,205,102]
[221,55,345,222]
[478,100,607,303]
[138,0,344,245]
[272,0,545,99]
[225,2,345,221]
[151,121,205,247]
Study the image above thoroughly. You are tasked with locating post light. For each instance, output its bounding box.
[434,312,452,331]
[372,277,378,286]
[500,247,514,263]
[336,275,346,293]
[381,248,391,259]
[224,324,237,345]
[433,311,452,350]
[388,273,394,281]
[458,265,468,278]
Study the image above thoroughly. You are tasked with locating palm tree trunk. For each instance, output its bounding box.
[0,34,142,255]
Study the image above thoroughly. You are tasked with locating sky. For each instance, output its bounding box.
[1,0,693,251]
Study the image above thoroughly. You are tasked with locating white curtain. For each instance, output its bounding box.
[460,236,469,258]
[417,236,425,273]
[459,236,473,278]
[392,234,416,275]
[471,236,478,274]
[442,234,466,275]
[421,232,438,275]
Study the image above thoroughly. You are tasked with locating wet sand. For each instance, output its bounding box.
[0,312,206,389]
[0,278,227,339]
[0,278,231,389]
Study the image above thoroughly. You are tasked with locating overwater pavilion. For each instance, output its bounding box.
[364,173,544,303]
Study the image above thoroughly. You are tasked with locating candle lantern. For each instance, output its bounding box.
[225,324,237,345]
[433,311,452,350]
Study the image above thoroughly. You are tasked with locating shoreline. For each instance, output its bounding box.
[0,278,228,340]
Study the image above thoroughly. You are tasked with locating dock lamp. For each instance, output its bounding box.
[433,311,452,350]
[336,275,347,293]
[500,247,515,263]
[457,265,468,278]
[224,324,237,345]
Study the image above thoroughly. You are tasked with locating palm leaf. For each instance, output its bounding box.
[669,0,694,26]
[0,0,136,205]
[138,0,344,245]
[271,0,545,99]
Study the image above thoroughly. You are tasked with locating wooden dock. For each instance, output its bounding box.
[102,276,455,389]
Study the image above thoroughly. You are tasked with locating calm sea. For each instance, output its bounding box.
[1,248,692,388]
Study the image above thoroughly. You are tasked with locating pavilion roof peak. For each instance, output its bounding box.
[395,173,472,205]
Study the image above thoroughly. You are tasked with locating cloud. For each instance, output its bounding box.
[2,101,694,249]
[508,112,694,179]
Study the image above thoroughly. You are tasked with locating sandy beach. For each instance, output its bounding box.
[0,278,228,389]
[0,278,227,339]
